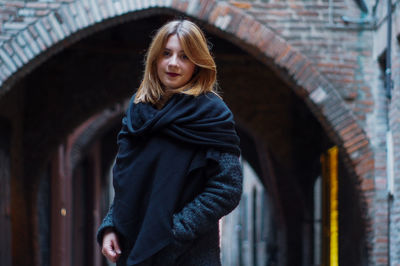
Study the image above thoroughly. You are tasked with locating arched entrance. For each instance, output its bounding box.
[0,2,373,266]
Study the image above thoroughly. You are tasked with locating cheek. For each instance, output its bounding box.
[186,63,196,77]
[157,60,164,76]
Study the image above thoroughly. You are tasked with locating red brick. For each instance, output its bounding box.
[296,11,319,16]
[231,2,251,9]
[361,178,374,191]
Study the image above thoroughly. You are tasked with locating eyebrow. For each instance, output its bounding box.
[164,48,185,53]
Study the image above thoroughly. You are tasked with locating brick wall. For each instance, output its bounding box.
[224,0,373,119]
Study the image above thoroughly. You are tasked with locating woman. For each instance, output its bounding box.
[97,19,243,266]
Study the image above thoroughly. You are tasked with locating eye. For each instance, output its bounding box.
[181,54,189,60]
[162,50,170,57]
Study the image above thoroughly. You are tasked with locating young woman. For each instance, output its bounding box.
[97,19,243,266]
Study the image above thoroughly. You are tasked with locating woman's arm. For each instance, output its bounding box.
[96,202,115,245]
[172,152,243,241]
[97,203,122,263]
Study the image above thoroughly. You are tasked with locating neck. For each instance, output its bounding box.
[154,90,175,109]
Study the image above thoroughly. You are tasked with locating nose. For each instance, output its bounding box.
[168,54,178,67]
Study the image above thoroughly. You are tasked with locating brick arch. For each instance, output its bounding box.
[0,0,373,238]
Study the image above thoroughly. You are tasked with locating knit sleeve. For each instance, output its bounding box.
[96,202,115,246]
[172,151,243,241]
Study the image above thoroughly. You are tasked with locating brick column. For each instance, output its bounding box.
[366,53,390,266]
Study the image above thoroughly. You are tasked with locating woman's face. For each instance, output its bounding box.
[157,34,196,91]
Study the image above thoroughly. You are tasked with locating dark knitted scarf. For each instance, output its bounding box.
[112,92,240,265]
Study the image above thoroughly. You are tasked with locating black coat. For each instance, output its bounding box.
[97,93,242,265]
[97,151,243,266]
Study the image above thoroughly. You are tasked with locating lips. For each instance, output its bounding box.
[166,72,180,77]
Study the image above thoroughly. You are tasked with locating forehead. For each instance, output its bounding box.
[164,34,183,51]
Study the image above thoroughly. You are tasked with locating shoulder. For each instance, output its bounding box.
[198,92,224,104]
[192,92,231,114]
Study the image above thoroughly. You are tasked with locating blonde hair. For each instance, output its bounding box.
[135,20,217,104]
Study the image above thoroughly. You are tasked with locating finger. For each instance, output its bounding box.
[106,247,117,257]
[112,239,122,254]
[105,251,118,262]
[102,246,117,260]
[105,247,119,263]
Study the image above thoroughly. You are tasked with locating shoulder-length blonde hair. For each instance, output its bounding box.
[135,20,217,104]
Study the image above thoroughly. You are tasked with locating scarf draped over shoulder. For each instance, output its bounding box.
[112,92,240,265]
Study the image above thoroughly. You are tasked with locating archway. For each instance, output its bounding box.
[0,0,374,197]
[0,2,373,265]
